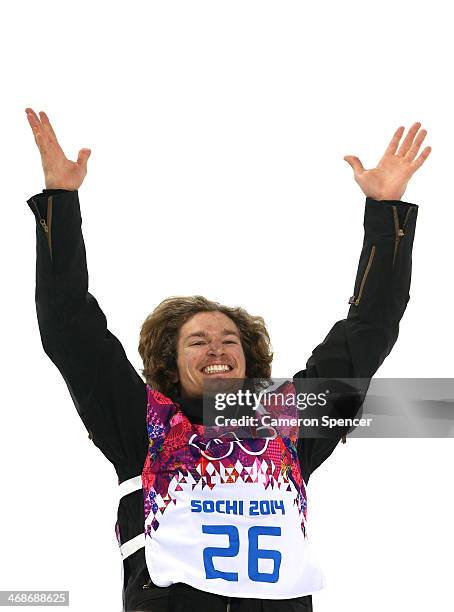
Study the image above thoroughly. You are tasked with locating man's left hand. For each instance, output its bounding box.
[344,122,431,201]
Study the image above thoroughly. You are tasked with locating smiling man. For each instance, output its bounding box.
[25,107,430,612]
[176,312,247,393]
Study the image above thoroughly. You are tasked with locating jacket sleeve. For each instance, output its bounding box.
[294,197,418,480]
[27,189,148,482]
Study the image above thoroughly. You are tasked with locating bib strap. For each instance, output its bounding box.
[120,533,146,559]
[118,475,142,500]
[118,475,145,560]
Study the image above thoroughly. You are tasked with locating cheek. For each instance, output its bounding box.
[235,347,247,371]
[241,357,247,373]
[180,350,201,374]
[176,353,189,380]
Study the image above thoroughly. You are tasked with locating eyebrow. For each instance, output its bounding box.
[185,329,241,341]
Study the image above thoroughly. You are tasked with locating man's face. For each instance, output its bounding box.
[176,311,247,398]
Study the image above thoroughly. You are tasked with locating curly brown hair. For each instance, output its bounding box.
[138,295,273,398]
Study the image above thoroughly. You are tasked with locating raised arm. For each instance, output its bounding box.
[25,109,147,482]
[295,123,431,479]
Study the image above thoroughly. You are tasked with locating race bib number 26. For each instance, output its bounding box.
[202,524,282,583]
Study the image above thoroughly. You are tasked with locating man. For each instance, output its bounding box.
[25,107,430,611]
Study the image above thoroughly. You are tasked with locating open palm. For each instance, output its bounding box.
[344,123,431,201]
[25,108,91,190]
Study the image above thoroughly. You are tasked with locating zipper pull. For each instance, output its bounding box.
[398,228,405,237]
[142,578,152,590]
[31,197,47,231]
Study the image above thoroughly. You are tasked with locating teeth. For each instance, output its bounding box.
[203,364,231,374]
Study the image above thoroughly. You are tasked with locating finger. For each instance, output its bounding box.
[25,107,41,124]
[25,108,43,133]
[384,126,405,156]
[77,148,92,168]
[25,109,47,151]
[31,127,47,152]
[411,146,432,171]
[344,155,365,175]
[39,110,60,144]
[396,122,421,157]
[405,129,427,162]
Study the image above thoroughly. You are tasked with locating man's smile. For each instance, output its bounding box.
[201,364,234,375]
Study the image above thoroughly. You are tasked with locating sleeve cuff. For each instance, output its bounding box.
[26,189,80,226]
[364,197,418,240]
[43,188,75,195]
[366,196,418,208]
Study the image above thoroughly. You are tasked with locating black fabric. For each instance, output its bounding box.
[127,582,313,611]
[27,188,418,611]
[172,395,204,424]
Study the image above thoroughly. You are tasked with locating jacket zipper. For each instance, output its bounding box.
[392,205,412,266]
[44,196,53,260]
[33,195,53,260]
[349,245,376,306]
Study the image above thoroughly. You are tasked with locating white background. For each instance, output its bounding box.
[1,1,453,610]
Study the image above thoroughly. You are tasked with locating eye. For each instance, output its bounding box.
[190,341,206,346]
[223,340,237,344]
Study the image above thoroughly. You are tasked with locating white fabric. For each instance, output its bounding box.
[144,471,324,599]
[120,533,146,560]
[118,475,145,561]
[118,475,142,501]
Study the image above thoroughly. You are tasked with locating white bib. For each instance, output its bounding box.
[142,386,325,599]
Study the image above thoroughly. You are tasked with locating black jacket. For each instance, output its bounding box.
[27,188,418,611]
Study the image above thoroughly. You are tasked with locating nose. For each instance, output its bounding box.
[207,341,225,356]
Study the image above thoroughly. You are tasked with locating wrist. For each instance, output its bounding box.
[45,182,73,190]
[45,173,79,191]
[369,190,404,202]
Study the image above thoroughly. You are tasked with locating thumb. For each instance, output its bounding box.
[77,148,92,168]
[343,155,364,175]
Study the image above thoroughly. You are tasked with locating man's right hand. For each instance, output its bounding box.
[25,108,91,190]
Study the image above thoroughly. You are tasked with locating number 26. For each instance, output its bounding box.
[202,525,282,583]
